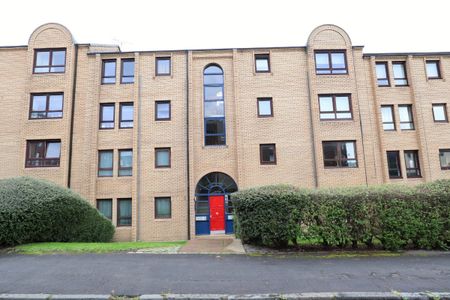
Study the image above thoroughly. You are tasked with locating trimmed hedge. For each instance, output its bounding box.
[0,177,114,246]
[233,180,450,251]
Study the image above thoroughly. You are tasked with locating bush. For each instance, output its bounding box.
[233,180,450,251]
[0,177,114,246]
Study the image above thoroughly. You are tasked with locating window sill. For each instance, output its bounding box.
[320,119,354,122]
[28,118,64,121]
[203,145,228,149]
[116,225,132,229]
[154,218,172,221]
[434,121,448,123]
[406,176,422,179]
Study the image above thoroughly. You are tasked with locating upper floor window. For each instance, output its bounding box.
[156,57,171,76]
[319,94,352,120]
[118,149,133,176]
[99,103,115,129]
[404,150,421,178]
[392,62,408,86]
[204,64,226,146]
[155,147,171,168]
[398,104,414,130]
[119,103,133,128]
[439,149,450,170]
[432,103,448,122]
[29,93,63,119]
[121,59,134,83]
[322,141,357,168]
[98,150,113,177]
[260,144,276,165]
[257,98,273,117]
[255,54,270,73]
[34,49,66,73]
[314,51,347,75]
[26,140,61,168]
[387,151,402,178]
[102,59,116,84]
[155,101,171,121]
[96,199,112,220]
[376,62,390,86]
[380,105,395,131]
[426,60,441,79]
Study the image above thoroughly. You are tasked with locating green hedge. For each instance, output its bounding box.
[0,177,115,246]
[233,180,450,251]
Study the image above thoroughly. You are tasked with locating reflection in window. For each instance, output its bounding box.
[255,54,270,72]
[117,198,132,226]
[426,60,441,79]
[204,64,225,145]
[376,62,390,86]
[121,59,134,83]
[100,103,115,129]
[30,93,63,119]
[260,144,276,164]
[155,197,171,219]
[381,105,395,131]
[387,151,402,178]
[392,62,408,86]
[315,51,347,74]
[119,103,133,128]
[399,105,414,130]
[155,148,171,168]
[102,60,116,84]
[439,149,450,170]
[432,104,447,122]
[322,141,357,168]
[26,140,61,167]
[404,150,420,178]
[319,94,352,120]
[96,199,112,220]
[34,49,66,73]
[257,98,273,117]
[98,150,113,177]
[156,57,171,75]
[155,101,171,120]
[119,149,132,176]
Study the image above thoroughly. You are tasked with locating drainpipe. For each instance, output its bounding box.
[185,50,191,240]
[67,44,79,188]
[136,54,142,241]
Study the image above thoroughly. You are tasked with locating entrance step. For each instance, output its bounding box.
[179,235,245,254]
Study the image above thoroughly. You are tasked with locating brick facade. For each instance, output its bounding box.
[1,23,449,241]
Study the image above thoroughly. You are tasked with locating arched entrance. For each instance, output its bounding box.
[195,172,238,235]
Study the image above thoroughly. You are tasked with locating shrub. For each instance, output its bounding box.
[233,180,450,251]
[0,177,114,246]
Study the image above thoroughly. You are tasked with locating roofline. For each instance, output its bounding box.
[363,51,450,57]
[0,45,27,49]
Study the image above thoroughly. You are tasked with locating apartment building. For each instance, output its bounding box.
[1,23,449,241]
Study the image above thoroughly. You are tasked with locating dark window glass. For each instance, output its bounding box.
[319,94,352,120]
[257,98,273,117]
[322,141,357,168]
[119,149,132,176]
[404,150,421,178]
[387,151,402,178]
[155,101,171,120]
[315,51,347,74]
[204,65,225,145]
[25,140,61,168]
[195,196,209,214]
[155,197,171,219]
[399,105,414,130]
[96,199,112,220]
[439,149,450,170]
[102,60,116,84]
[376,62,390,86]
[117,198,132,226]
[381,105,395,131]
[426,60,441,79]
[432,104,447,122]
[392,62,408,86]
[30,93,63,119]
[156,57,171,75]
[119,103,133,128]
[155,148,171,168]
[34,49,66,73]
[255,54,270,72]
[260,144,276,164]
[99,103,115,129]
[98,150,113,177]
[121,59,134,83]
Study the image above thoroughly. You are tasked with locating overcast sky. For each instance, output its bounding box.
[1,0,449,53]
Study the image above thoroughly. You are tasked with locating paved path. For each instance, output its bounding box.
[0,253,449,295]
[179,235,245,254]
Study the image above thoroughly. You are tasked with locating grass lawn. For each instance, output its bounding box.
[14,241,186,254]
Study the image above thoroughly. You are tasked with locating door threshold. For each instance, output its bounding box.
[210,230,225,235]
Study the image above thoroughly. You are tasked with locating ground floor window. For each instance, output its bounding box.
[404,150,421,178]
[155,197,171,219]
[26,140,61,167]
[439,149,450,170]
[322,141,357,168]
[117,198,132,226]
[96,199,112,220]
[387,151,402,178]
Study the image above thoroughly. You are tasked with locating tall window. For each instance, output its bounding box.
[322,141,357,168]
[102,59,116,84]
[155,197,171,219]
[387,151,402,178]
[118,149,132,176]
[376,62,390,86]
[33,49,66,73]
[380,105,395,131]
[117,198,132,226]
[121,59,134,83]
[260,144,276,165]
[319,94,352,120]
[404,150,421,178]
[314,51,347,74]
[155,148,171,168]
[99,103,115,129]
[426,60,441,79]
[156,57,171,76]
[98,150,113,177]
[29,93,63,119]
[432,104,448,122]
[255,54,270,73]
[155,101,171,120]
[392,62,408,86]
[439,149,450,170]
[119,103,133,128]
[25,140,61,168]
[257,98,273,117]
[399,105,414,130]
[96,199,112,220]
[204,64,226,145]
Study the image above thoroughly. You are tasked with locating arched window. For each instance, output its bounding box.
[203,65,225,145]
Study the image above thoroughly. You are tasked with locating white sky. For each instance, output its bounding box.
[1,0,449,53]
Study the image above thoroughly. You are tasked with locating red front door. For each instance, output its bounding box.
[209,195,225,231]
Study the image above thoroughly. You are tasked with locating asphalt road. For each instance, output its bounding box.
[0,253,449,295]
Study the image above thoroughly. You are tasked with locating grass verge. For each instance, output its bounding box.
[14,241,186,254]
